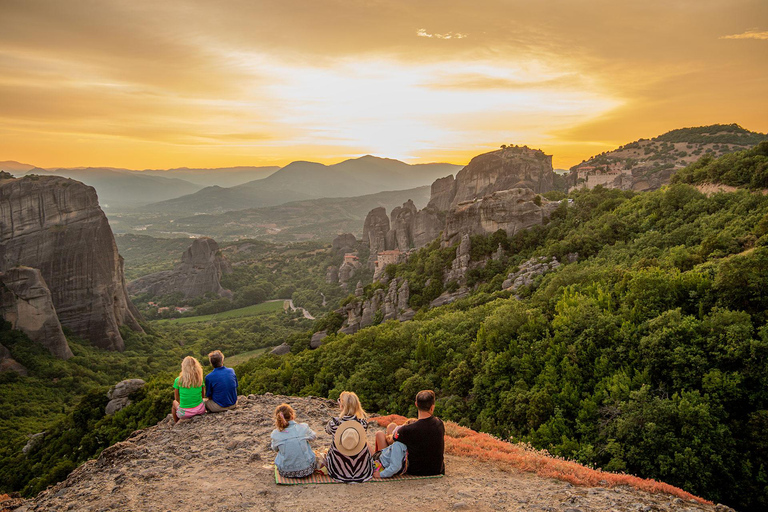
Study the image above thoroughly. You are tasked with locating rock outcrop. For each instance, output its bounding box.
[337,277,413,334]
[444,234,471,286]
[361,146,559,274]
[362,207,390,262]
[127,237,232,298]
[0,342,27,376]
[0,267,72,359]
[309,330,327,349]
[502,256,562,292]
[442,188,559,246]
[105,379,146,416]
[450,146,554,206]
[325,265,339,284]
[0,175,142,351]
[331,233,357,255]
[338,255,362,288]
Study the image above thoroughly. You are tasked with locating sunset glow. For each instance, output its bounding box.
[1,0,766,169]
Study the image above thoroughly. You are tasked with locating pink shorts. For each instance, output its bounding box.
[176,402,206,419]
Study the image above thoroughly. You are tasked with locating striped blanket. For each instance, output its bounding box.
[274,467,443,485]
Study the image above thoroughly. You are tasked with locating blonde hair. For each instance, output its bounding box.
[275,403,295,431]
[339,391,367,420]
[178,356,203,388]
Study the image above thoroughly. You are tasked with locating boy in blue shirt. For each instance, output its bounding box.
[204,350,238,412]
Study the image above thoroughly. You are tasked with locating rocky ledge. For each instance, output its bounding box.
[10,394,729,512]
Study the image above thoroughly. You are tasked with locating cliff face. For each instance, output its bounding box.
[0,176,142,351]
[127,237,232,298]
[0,267,72,359]
[361,147,558,260]
[442,188,559,245]
[449,146,554,207]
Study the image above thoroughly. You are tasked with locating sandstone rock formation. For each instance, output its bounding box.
[442,188,559,246]
[0,267,72,359]
[105,379,146,416]
[361,146,558,265]
[0,175,142,351]
[362,207,390,261]
[337,277,413,334]
[337,254,362,287]
[450,146,554,206]
[502,256,562,292]
[325,265,339,284]
[444,234,472,286]
[331,233,357,255]
[127,237,232,299]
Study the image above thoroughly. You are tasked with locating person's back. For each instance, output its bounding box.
[271,404,317,478]
[204,350,238,411]
[393,390,445,476]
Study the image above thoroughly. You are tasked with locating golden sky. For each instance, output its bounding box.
[1,0,766,169]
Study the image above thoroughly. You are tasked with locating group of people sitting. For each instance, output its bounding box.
[171,351,445,482]
[271,390,445,482]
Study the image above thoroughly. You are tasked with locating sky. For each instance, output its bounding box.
[1,0,766,170]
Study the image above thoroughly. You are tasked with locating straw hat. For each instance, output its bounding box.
[334,420,367,456]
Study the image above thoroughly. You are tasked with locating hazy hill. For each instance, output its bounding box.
[139,165,280,187]
[146,156,461,215]
[20,167,203,209]
[570,123,767,191]
[113,186,432,242]
[0,160,36,173]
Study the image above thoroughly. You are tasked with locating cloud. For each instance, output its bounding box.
[417,28,468,40]
[720,30,768,40]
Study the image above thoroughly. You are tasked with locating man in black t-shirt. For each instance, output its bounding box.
[393,389,445,476]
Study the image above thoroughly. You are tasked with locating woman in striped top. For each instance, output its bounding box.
[324,391,374,483]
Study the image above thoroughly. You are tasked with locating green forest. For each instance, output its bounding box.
[2,145,768,510]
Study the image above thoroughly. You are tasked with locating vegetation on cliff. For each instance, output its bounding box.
[672,140,768,190]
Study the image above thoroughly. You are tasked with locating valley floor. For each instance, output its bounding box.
[12,395,725,512]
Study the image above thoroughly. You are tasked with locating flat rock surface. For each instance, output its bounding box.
[19,395,721,512]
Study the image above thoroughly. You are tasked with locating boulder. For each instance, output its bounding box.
[429,287,470,308]
[22,432,46,455]
[354,281,364,297]
[502,256,561,292]
[310,331,327,349]
[270,343,291,356]
[105,379,146,415]
[0,267,72,359]
[127,237,232,298]
[0,176,142,351]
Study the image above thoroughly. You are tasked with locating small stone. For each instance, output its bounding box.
[452,502,469,510]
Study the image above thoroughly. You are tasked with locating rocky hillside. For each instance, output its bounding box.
[570,123,766,191]
[0,175,142,352]
[9,394,723,512]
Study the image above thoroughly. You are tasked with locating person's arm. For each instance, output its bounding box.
[306,426,317,441]
[174,388,180,403]
[202,385,206,399]
[379,443,406,478]
[325,417,337,435]
[271,433,281,451]
[205,375,212,400]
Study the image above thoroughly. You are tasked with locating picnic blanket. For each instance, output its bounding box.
[275,467,443,485]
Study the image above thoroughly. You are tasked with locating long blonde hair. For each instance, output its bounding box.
[339,391,367,420]
[178,356,203,388]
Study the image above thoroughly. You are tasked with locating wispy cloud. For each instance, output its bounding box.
[417,28,467,40]
[720,30,768,40]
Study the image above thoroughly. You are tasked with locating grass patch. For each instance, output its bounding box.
[155,300,286,325]
[225,346,274,367]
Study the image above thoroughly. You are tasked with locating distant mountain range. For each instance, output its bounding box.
[1,156,460,214]
[145,156,461,214]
